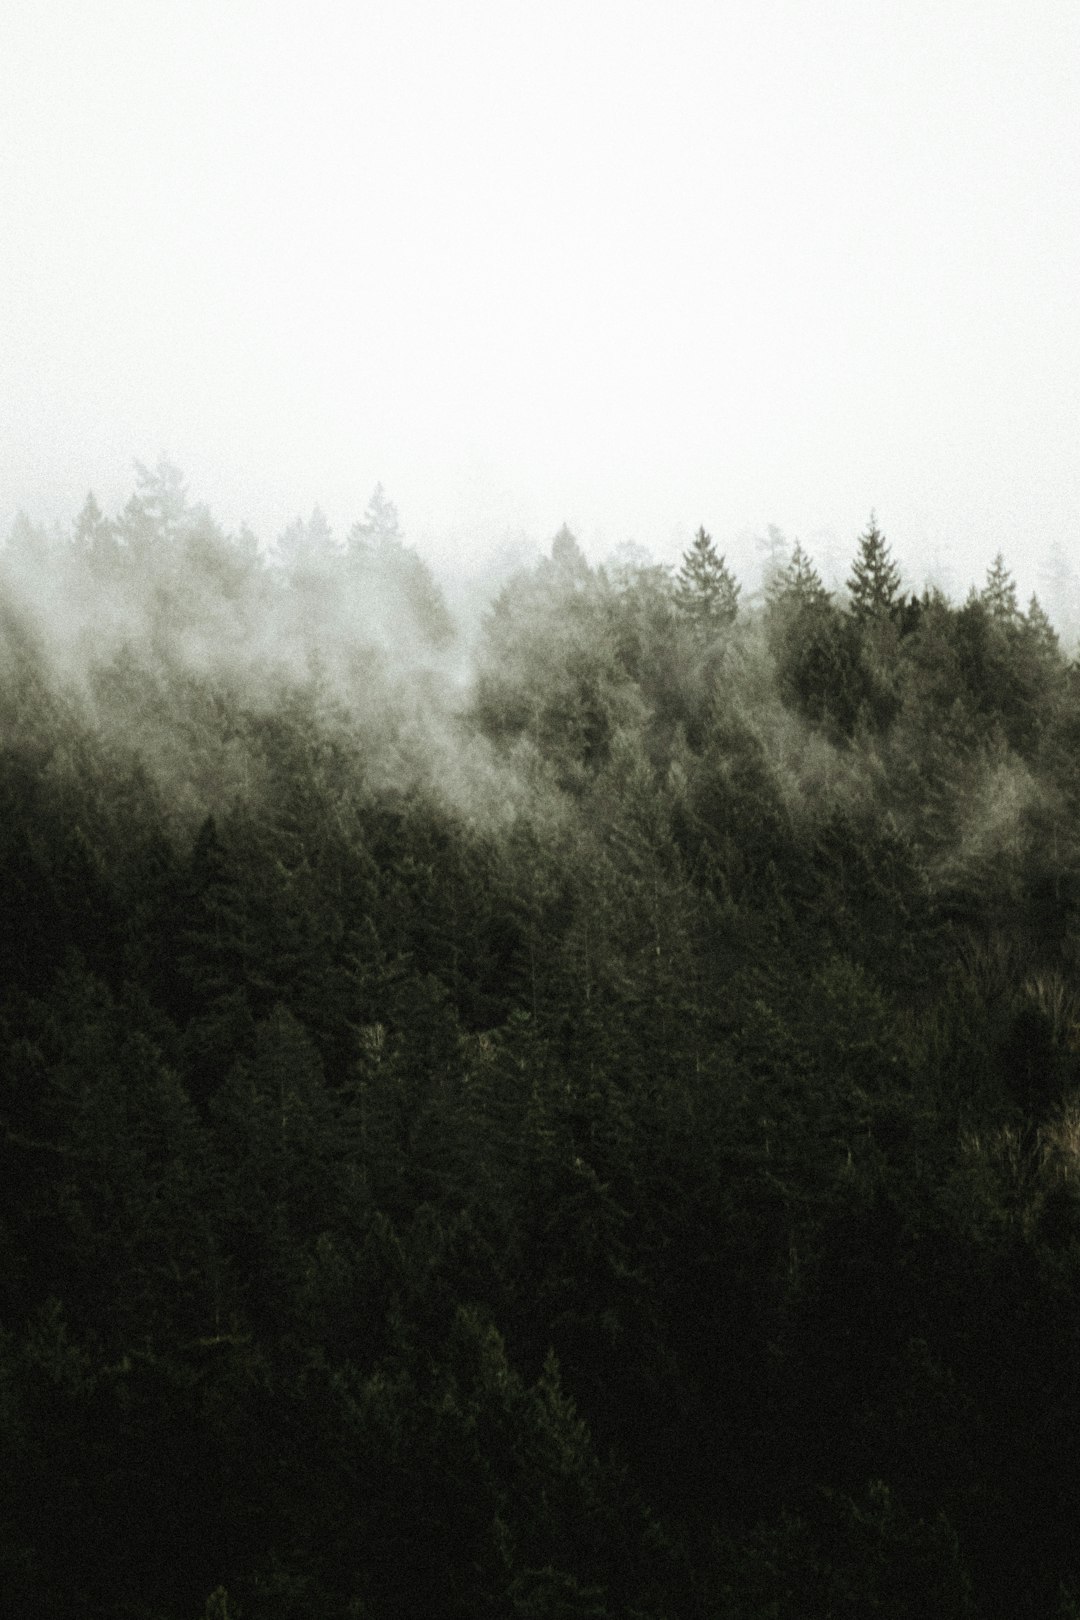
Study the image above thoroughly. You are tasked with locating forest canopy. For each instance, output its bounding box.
[3,466,1080,1618]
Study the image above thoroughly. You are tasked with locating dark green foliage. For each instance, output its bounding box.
[772,593,889,737]
[720,1479,974,1619]
[675,525,740,632]
[848,511,902,623]
[7,477,1080,1616]
[472,530,645,782]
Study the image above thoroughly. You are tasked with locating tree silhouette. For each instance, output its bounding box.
[347,483,403,555]
[768,539,830,613]
[675,527,739,631]
[118,456,189,550]
[1022,593,1059,660]
[847,512,901,623]
[981,552,1020,627]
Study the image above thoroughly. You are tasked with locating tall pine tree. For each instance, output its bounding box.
[675,527,740,632]
[767,539,830,613]
[847,512,901,624]
[981,552,1020,627]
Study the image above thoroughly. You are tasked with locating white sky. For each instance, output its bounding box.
[1,0,1078,594]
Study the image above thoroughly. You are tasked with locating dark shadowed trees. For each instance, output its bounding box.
[6,475,1080,1616]
[675,526,740,633]
[848,512,902,624]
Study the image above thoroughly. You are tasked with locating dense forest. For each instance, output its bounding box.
[5,461,1080,1617]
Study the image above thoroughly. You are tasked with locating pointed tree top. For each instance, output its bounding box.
[348,483,403,555]
[981,551,1020,626]
[549,524,591,583]
[131,455,188,534]
[1022,592,1060,659]
[847,511,901,623]
[73,491,113,552]
[767,538,830,612]
[676,526,740,629]
[276,505,337,570]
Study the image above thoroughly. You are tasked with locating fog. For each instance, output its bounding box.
[2,1,1077,596]
[2,458,1067,913]
[5,15,1080,1603]
[7,434,1080,1620]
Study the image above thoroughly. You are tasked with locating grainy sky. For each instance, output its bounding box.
[1,0,1077,591]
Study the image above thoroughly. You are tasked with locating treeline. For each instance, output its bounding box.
[3,470,1080,1616]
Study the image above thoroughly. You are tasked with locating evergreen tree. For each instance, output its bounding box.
[133,456,188,531]
[72,492,115,560]
[118,457,189,551]
[276,505,336,574]
[675,527,740,631]
[347,482,403,555]
[1022,593,1060,660]
[773,597,879,739]
[767,538,830,613]
[981,552,1021,628]
[2,511,52,572]
[547,523,592,588]
[847,512,901,624]
[345,485,454,648]
[18,466,1080,1616]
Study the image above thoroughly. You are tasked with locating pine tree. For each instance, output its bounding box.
[847,512,901,624]
[72,492,114,557]
[548,524,591,587]
[981,552,1020,627]
[276,506,336,573]
[1021,594,1060,661]
[119,457,189,550]
[675,527,740,631]
[767,539,830,612]
[347,483,403,556]
[344,485,454,648]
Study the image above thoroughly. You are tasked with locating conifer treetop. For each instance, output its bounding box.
[847,511,901,623]
[981,551,1021,627]
[73,492,114,554]
[768,538,830,611]
[348,483,403,555]
[131,456,188,536]
[1022,592,1059,658]
[549,525,591,584]
[676,526,740,629]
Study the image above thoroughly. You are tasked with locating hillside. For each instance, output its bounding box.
[2,473,1080,1618]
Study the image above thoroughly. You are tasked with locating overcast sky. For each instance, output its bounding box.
[1,0,1077,593]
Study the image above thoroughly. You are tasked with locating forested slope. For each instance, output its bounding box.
[3,470,1080,1618]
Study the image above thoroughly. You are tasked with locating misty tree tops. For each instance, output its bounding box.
[980,552,1020,627]
[129,455,189,537]
[767,538,830,613]
[675,526,740,631]
[347,482,403,556]
[846,512,902,623]
[277,504,335,571]
[7,468,1080,1618]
